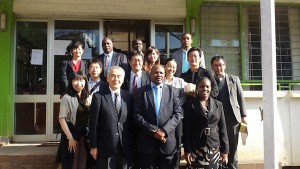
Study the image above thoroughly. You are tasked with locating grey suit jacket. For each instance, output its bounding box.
[133,84,183,155]
[223,74,247,123]
[98,51,129,82]
[171,48,184,77]
[122,71,150,91]
[89,86,134,158]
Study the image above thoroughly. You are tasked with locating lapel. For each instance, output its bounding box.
[208,98,218,119]
[80,60,85,73]
[145,84,155,112]
[141,71,149,86]
[67,60,73,72]
[193,99,208,119]
[111,52,118,67]
[119,90,128,122]
[225,74,232,95]
[159,85,169,113]
[103,88,118,119]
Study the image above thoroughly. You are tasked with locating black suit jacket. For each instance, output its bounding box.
[122,71,150,91]
[183,97,229,154]
[89,85,134,158]
[60,60,88,95]
[133,84,183,155]
[98,52,129,82]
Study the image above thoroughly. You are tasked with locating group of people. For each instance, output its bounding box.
[56,32,247,169]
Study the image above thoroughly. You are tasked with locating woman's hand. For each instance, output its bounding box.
[220,153,228,163]
[68,138,78,153]
[184,153,194,164]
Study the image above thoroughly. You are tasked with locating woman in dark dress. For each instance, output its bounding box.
[183,77,229,169]
[58,71,91,169]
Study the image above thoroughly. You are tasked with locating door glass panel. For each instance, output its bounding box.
[155,25,183,60]
[15,103,46,135]
[15,22,48,95]
[54,20,100,95]
[53,102,60,134]
[103,19,150,55]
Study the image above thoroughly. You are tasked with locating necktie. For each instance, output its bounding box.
[182,50,189,73]
[132,74,138,95]
[114,92,120,116]
[104,54,109,76]
[152,86,161,124]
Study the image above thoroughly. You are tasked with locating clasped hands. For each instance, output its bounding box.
[153,128,167,143]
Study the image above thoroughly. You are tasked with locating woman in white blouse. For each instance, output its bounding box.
[164,57,186,167]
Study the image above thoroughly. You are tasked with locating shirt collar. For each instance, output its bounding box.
[130,70,142,77]
[105,51,114,57]
[89,78,100,83]
[109,86,121,94]
[151,82,163,88]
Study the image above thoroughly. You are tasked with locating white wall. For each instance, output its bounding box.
[13,0,186,19]
[239,91,300,166]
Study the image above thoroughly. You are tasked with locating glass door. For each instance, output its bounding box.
[51,20,100,140]
[14,21,48,142]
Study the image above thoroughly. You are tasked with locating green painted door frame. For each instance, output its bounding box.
[0,0,14,138]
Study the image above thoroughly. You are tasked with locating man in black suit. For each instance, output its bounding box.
[127,39,144,61]
[98,37,129,82]
[122,52,150,94]
[133,65,183,169]
[211,55,247,169]
[89,66,134,169]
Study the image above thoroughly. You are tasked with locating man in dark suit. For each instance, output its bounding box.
[122,52,150,94]
[133,65,183,169]
[211,55,247,169]
[127,39,144,62]
[89,66,134,169]
[98,37,129,82]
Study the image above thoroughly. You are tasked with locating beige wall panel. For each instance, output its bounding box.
[13,0,186,18]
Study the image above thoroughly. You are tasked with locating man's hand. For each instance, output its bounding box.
[220,153,228,163]
[153,129,167,143]
[90,148,98,160]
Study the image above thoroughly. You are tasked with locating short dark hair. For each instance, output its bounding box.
[210,55,226,65]
[181,33,192,40]
[67,71,89,103]
[66,40,84,55]
[89,57,103,69]
[187,47,201,57]
[130,51,144,61]
[165,58,177,65]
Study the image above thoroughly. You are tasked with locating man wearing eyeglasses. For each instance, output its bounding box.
[211,55,247,169]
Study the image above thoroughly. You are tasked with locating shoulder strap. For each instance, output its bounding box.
[90,81,101,94]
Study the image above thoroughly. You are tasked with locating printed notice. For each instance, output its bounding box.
[31,49,43,65]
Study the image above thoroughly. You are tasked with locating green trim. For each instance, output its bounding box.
[0,0,14,137]
[186,0,204,47]
[239,4,245,81]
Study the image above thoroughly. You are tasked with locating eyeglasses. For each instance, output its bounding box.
[212,64,225,68]
[131,59,143,63]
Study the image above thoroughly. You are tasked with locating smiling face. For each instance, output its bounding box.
[211,59,226,77]
[130,54,143,73]
[102,38,113,54]
[107,68,125,90]
[187,50,201,67]
[148,50,159,64]
[165,60,177,77]
[150,65,165,85]
[72,77,86,93]
[89,62,102,80]
[71,45,84,59]
[197,78,211,100]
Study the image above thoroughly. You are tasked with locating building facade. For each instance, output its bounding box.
[1,0,300,166]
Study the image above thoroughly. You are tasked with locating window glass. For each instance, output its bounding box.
[54,20,100,94]
[15,22,48,95]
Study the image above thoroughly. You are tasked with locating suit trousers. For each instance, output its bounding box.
[227,123,240,169]
[94,142,132,169]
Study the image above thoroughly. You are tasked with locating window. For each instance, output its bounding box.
[200,5,240,76]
